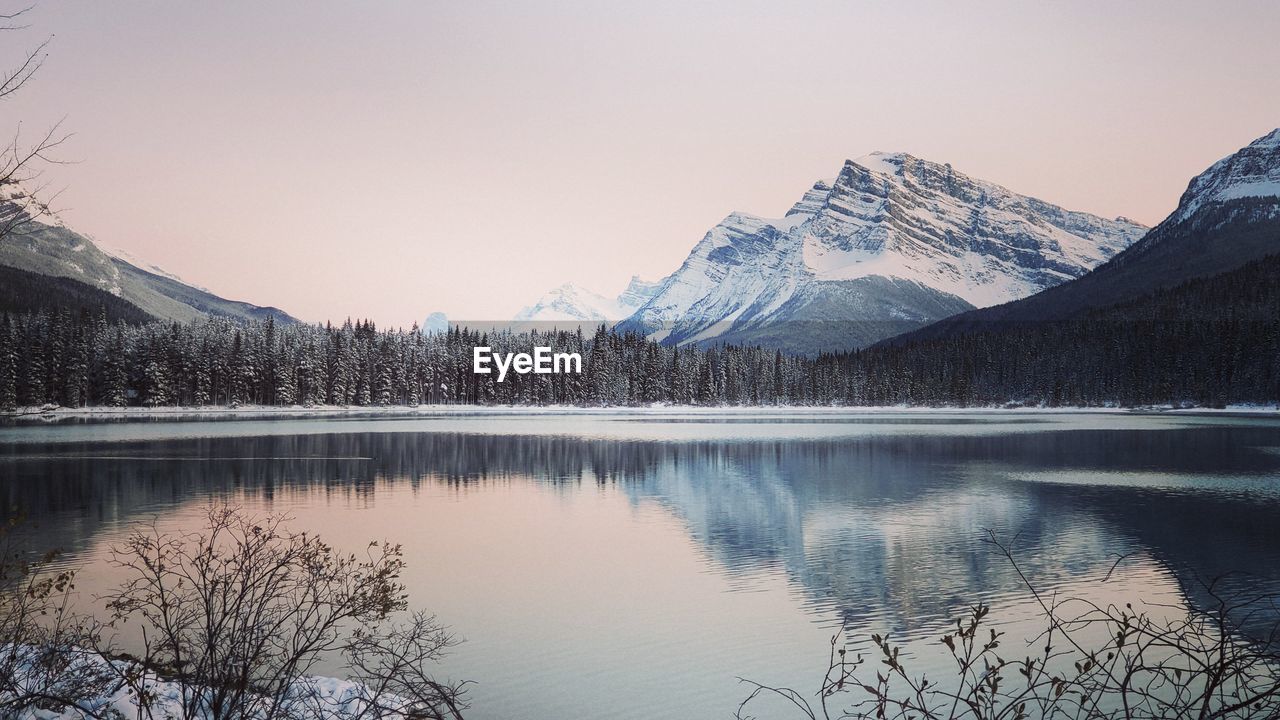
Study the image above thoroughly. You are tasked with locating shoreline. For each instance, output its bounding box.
[3,402,1279,425]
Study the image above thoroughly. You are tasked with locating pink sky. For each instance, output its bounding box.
[7,1,1280,326]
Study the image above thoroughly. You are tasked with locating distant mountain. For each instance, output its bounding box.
[615,152,1146,354]
[515,276,660,323]
[421,312,449,334]
[900,128,1280,339]
[0,208,298,325]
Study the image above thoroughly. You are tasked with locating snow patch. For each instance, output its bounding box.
[850,151,905,176]
[2,645,436,720]
[97,242,212,293]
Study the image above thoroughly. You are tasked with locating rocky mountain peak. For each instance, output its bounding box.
[617,275,662,308]
[613,150,1147,352]
[1166,127,1280,226]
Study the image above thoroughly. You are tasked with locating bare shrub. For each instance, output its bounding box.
[0,517,116,717]
[738,532,1280,720]
[99,506,467,719]
[1,507,467,719]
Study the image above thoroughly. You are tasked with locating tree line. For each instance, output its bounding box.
[0,313,844,409]
[848,252,1280,408]
[1,253,1277,410]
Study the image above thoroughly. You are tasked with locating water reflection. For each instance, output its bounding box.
[3,422,1279,634]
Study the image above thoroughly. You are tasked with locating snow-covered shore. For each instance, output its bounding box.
[2,402,1278,424]
[4,644,432,720]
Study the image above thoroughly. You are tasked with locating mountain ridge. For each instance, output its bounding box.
[892,127,1280,340]
[611,150,1146,353]
[0,207,298,325]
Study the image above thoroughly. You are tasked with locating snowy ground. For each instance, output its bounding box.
[2,403,1278,424]
[5,645,431,720]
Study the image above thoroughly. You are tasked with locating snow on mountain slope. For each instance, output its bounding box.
[617,152,1147,351]
[900,128,1280,335]
[1165,128,1280,226]
[516,284,622,322]
[99,241,212,293]
[615,275,663,311]
[515,275,660,322]
[0,178,61,236]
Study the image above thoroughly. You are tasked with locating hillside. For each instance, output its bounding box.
[0,265,154,324]
[0,210,297,325]
[844,253,1280,407]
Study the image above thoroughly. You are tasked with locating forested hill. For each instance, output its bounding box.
[840,253,1280,407]
[0,265,154,325]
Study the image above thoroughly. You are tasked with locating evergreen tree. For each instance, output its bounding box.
[141,357,172,407]
[0,315,16,410]
[99,328,129,407]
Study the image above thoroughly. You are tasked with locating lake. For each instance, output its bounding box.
[2,411,1280,719]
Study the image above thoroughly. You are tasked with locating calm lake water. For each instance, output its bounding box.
[2,411,1280,719]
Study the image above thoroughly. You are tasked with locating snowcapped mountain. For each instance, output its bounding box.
[1164,128,1280,227]
[515,275,660,323]
[616,152,1147,353]
[901,127,1280,336]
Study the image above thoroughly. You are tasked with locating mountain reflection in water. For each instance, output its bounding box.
[1,414,1279,720]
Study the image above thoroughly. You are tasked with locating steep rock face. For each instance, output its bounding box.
[0,178,56,238]
[0,219,203,323]
[615,275,664,312]
[900,128,1280,337]
[1105,128,1280,276]
[617,152,1146,352]
[515,284,624,323]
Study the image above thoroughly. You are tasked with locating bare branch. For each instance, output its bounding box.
[0,5,36,30]
[740,533,1280,720]
[0,35,48,100]
[1,118,72,238]
[0,4,68,241]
